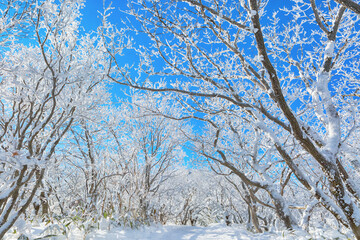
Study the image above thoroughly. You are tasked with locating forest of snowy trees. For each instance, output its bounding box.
[1,0,360,239]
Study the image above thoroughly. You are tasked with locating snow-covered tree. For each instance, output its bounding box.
[45,95,188,227]
[0,0,109,237]
[0,0,36,45]
[104,0,360,237]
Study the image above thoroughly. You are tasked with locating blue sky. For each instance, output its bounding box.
[84,0,293,43]
[81,0,126,32]
[79,0,295,109]
[80,0,293,66]
[81,0,292,41]
[80,1,136,102]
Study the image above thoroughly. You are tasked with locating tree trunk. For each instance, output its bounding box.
[0,168,44,239]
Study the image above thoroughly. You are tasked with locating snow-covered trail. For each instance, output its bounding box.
[86,224,264,240]
[5,223,351,239]
[83,224,347,240]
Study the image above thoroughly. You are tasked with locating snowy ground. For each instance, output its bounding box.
[5,223,352,239]
[86,224,273,240]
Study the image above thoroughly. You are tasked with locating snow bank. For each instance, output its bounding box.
[5,223,352,240]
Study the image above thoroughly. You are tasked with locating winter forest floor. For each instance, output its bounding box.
[4,223,353,240]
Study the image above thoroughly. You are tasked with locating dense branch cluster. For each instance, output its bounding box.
[1,0,360,239]
[104,0,360,238]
